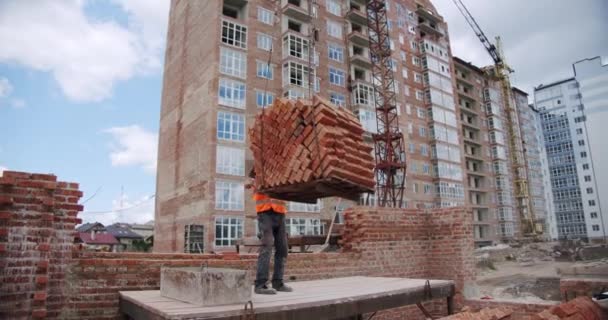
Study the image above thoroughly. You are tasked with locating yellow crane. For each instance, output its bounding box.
[452,0,539,237]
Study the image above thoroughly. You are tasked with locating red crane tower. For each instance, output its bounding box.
[365,0,407,208]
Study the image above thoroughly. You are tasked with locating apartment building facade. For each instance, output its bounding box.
[453,58,550,246]
[513,89,549,235]
[154,0,467,253]
[534,77,603,241]
[572,57,607,242]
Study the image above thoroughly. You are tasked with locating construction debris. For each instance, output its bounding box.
[249,96,375,203]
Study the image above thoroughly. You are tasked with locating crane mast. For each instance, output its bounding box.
[452,0,537,236]
[365,0,407,208]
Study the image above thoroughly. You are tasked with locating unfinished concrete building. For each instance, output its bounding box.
[155,0,470,253]
[453,58,549,246]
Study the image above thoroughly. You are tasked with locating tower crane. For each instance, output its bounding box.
[365,0,407,208]
[452,0,538,236]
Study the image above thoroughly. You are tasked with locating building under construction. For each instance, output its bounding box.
[154,0,548,252]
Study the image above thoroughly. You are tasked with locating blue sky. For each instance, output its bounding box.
[0,0,170,225]
[0,0,606,225]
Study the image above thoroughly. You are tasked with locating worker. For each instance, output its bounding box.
[246,168,293,295]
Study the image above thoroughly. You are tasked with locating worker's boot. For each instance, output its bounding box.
[254,284,277,295]
[272,282,293,292]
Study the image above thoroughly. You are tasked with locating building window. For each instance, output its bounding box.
[414,73,423,83]
[217,111,245,142]
[288,200,322,213]
[216,146,245,176]
[592,225,600,232]
[330,92,346,106]
[357,109,378,133]
[419,126,427,137]
[353,83,374,107]
[215,180,244,211]
[283,61,313,88]
[258,7,274,25]
[221,20,247,49]
[583,164,589,170]
[578,140,585,146]
[417,107,426,119]
[326,0,341,16]
[589,200,596,206]
[327,20,342,38]
[215,217,243,246]
[587,187,594,194]
[256,61,273,79]
[576,128,583,135]
[420,144,429,156]
[424,184,432,194]
[184,224,205,253]
[256,91,274,108]
[591,212,598,219]
[584,175,592,182]
[220,48,247,78]
[328,44,344,62]
[283,34,310,61]
[218,78,246,108]
[415,90,424,101]
[286,218,323,236]
[329,67,345,86]
[581,151,587,158]
[257,33,273,51]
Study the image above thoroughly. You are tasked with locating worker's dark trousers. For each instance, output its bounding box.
[254,210,288,288]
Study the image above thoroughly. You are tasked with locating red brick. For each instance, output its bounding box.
[38,260,49,268]
[36,276,48,284]
[0,211,11,219]
[38,243,51,252]
[33,292,47,301]
[31,173,57,182]
[0,195,13,205]
[31,309,47,318]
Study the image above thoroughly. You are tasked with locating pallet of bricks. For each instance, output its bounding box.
[249,96,375,203]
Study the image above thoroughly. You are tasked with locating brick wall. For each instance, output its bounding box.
[464,299,557,320]
[0,171,83,319]
[0,171,478,320]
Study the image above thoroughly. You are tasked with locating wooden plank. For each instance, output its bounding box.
[120,276,455,320]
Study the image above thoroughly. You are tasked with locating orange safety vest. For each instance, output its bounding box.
[253,193,286,214]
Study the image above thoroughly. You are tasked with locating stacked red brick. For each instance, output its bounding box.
[249,96,375,203]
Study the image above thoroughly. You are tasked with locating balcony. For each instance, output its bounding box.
[350,53,371,69]
[346,8,368,26]
[418,21,444,38]
[463,135,482,146]
[351,81,375,109]
[464,152,484,162]
[416,6,442,23]
[282,0,312,22]
[224,0,248,7]
[348,30,369,47]
[461,120,480,131]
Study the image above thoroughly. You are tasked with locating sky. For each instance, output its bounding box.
[0,0,606,226]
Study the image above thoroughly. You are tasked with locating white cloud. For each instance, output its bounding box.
[81,193,155,225]
[11,99,25,109]
[0,166,6,176]
[0,0,170,102]
[105,125,158,174]
[433,0,608,94]
[0,77,12,97]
